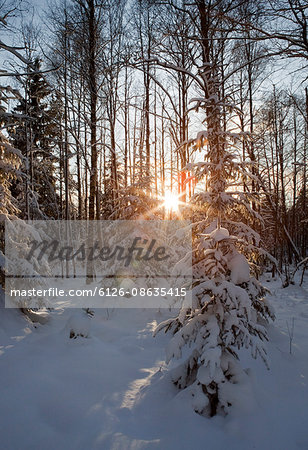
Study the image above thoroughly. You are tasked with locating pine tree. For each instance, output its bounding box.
[155,0,275,417]
[0,132,21,226]
[9,59,60,219]
[0,96,22,285]
[155,146,275,416]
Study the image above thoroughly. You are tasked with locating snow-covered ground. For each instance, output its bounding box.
[0,274,307,450]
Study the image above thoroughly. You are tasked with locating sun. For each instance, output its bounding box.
[164,191,179,212]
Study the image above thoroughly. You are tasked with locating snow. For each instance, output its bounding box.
[209,227,230,242]
[227,252,250,285]
[65,312,91,339]
[0,274,308,449]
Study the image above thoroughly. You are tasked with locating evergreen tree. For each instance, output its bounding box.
[0,97,22,285]
[0,85,22,221]
[9,59,60,219]
[155,144,275,416]
[155,0,275,417]
[100,156,160,219]
[0,134,21,220]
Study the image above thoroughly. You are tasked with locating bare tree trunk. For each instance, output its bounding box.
[88,0,98,221]
[154,77,158,197]
[160,100,165,198]
[124,65,129,188]
[145,56,151,190]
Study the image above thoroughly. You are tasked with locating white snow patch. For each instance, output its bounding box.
[210,227,230,242]
[227,252,250,284]
[0,277,308,449]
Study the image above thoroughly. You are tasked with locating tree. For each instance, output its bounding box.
[0,130,21,220]
[8,58,60,219]
[155,0,275,416]
[100,0,126,206]
[247,0,308,62]
[73,0,101,220]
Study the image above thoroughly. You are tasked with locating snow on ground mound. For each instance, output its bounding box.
[65,311,91,339]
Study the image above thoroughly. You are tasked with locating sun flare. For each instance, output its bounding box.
[164,191,179,212]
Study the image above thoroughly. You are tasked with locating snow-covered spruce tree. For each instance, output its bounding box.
[154,0,275,417]
[0,122,22,286]
[0,134,21,221]
[105,179,162,220]
[8,58,60,219]
[0,127,51,306]
[0,90,51,311]
[155,149,275,416]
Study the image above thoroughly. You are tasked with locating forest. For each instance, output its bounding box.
[0,0,308,448]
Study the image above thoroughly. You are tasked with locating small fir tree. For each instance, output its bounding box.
[155,67,275,416]
[8,58,60,219]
